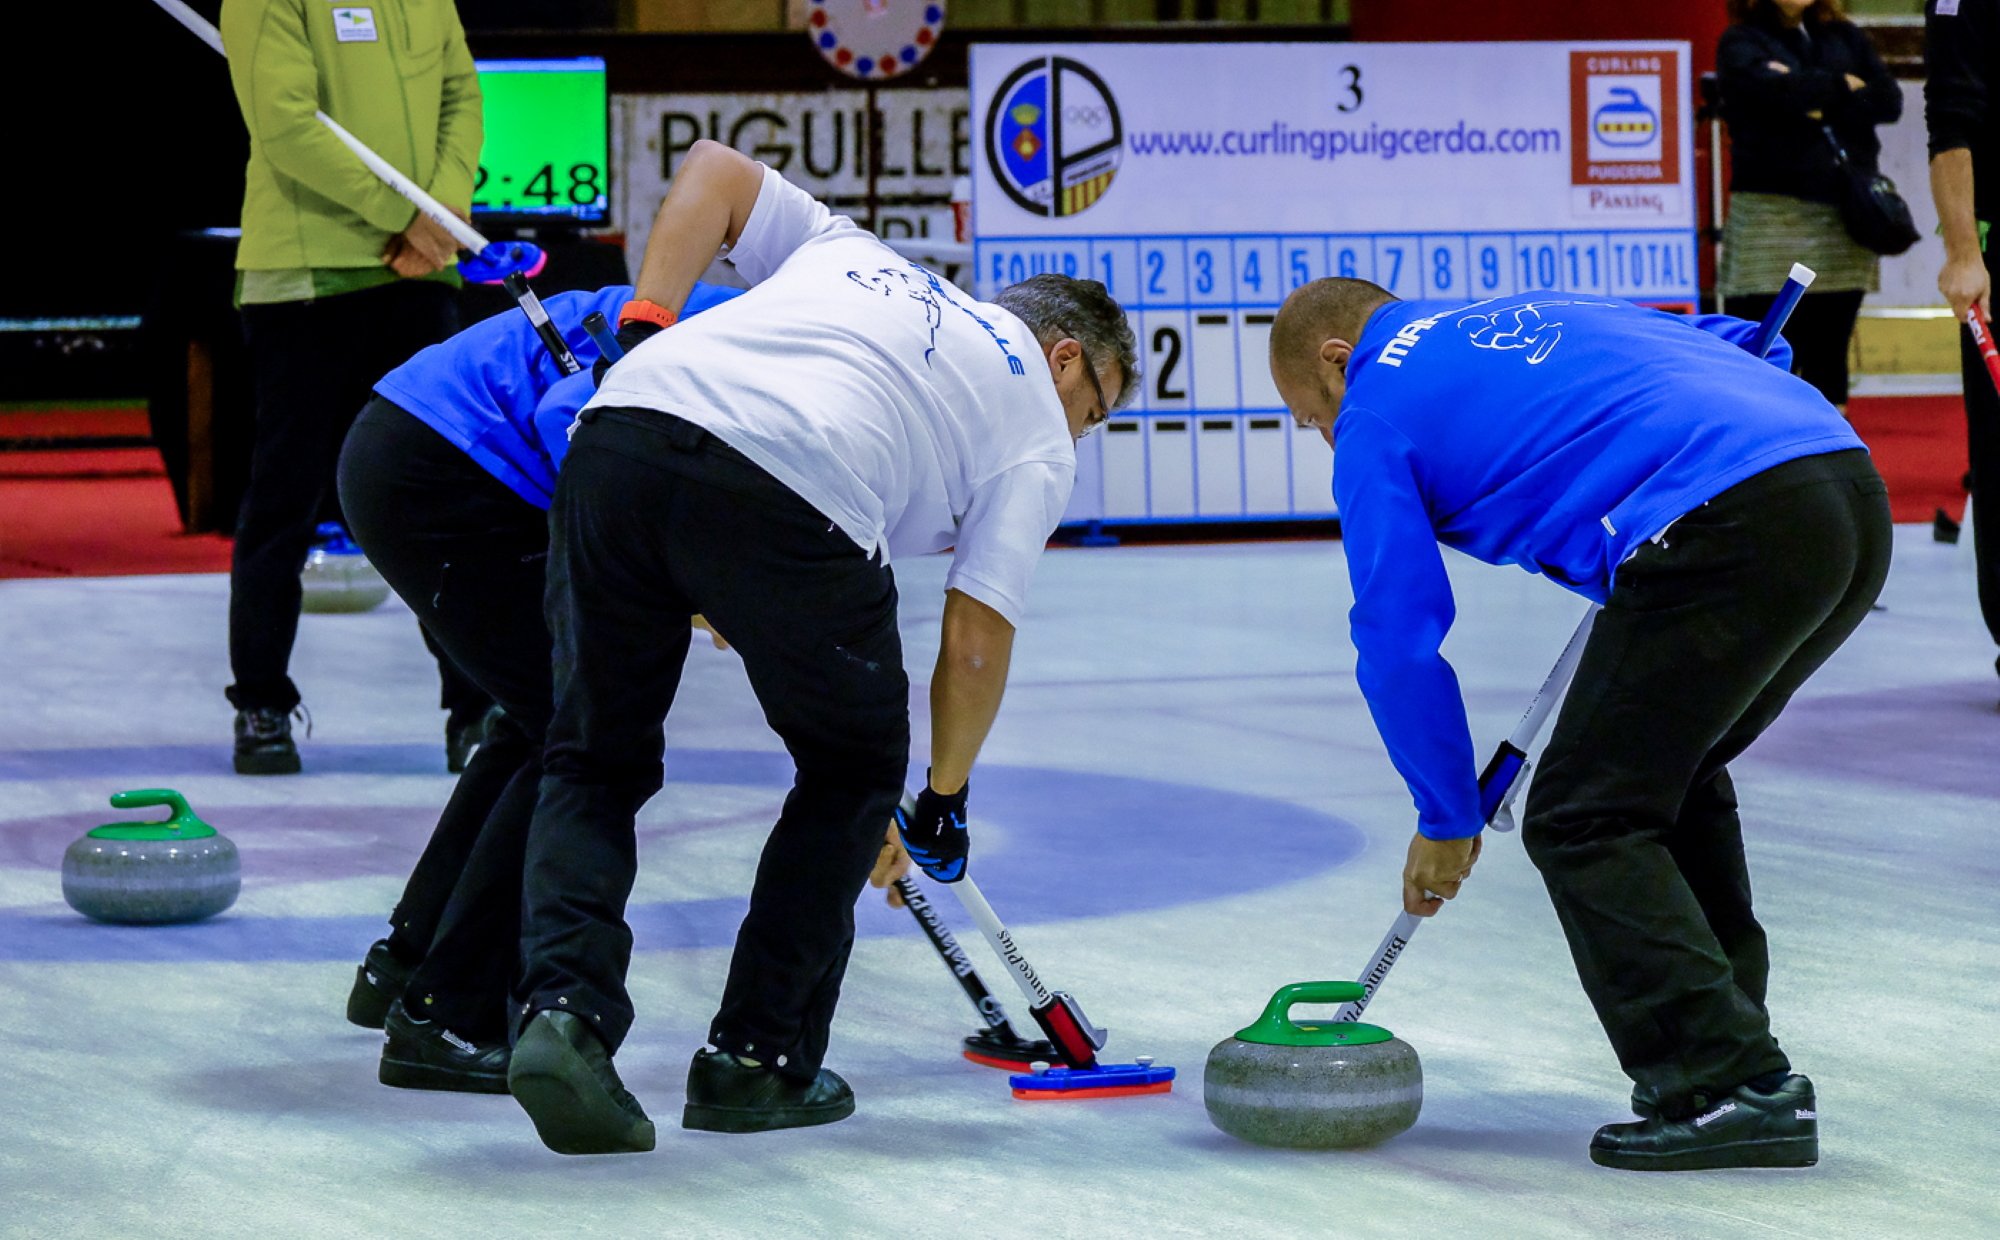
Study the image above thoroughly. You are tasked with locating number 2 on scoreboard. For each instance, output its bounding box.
[1152,324,1186,402]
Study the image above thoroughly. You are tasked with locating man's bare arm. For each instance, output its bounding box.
[927,590,1016,794]
[631,139,766,315]
[1931,147,1990,319]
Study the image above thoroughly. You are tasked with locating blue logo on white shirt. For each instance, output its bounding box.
[845,262,1027,375]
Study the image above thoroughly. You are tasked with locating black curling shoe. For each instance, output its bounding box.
[379,1001,510,1094]
[682,1048,855,1134]
[509,1010,656,1155]
[233,707,300,775]
[1591,1074,1818,1171]
[346,939,414,1029]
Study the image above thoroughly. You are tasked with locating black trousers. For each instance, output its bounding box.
[1522,449,1892,1115]
[423,626,495,721]
[231,280,486,715]
[518,407,909,1077]
[337,398,553,1039]
[1955,240,2000,654]
[1725,289,1866,408]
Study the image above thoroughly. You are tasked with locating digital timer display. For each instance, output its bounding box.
[471,57,609,227]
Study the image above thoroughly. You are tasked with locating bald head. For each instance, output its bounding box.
[1266,277,1395,446]
[1269,278,1396,385]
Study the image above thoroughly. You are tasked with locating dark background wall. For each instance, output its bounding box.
[3,1,612,324]
[5,3,1347,325]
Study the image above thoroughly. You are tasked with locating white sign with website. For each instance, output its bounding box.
[967,41,1696,525]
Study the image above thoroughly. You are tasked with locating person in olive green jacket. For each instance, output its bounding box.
[220,0,489,775]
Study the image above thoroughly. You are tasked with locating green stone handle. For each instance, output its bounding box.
[107,789,206,834]
[1249,981,1366,1035]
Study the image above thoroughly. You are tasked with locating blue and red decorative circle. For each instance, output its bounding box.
[808,0,944,82]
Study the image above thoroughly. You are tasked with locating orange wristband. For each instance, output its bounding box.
[617,298,679,331]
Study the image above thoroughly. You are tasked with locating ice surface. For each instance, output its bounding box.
[0,529,1994,1237]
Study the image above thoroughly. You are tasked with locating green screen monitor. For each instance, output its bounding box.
[471,57,609,227]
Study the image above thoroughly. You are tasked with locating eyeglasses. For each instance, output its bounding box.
[1069,333,1113,436]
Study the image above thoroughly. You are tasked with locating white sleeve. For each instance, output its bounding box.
[944,461,1075,627]
[724,165,852,285]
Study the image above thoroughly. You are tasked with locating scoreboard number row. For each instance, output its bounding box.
[982,230,1696,308]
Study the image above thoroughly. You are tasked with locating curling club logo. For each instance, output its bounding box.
[1569,49,1680,205]
[1591,86,1659,148]
[986,57,1123,218]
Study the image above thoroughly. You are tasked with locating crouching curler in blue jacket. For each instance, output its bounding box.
[330,283,742,1091]
[1269,280,1890,1173]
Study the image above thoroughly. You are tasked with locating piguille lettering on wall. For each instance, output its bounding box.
[613,91,971,269]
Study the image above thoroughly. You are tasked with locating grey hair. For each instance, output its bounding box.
[993,274,1140,410]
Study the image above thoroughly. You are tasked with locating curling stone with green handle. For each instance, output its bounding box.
[61,790,240,925]
[1203,981,1423,1149]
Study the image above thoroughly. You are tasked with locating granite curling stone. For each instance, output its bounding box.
[1204,981,1422,1149]
[300,523,391,614]
[62,790,240,925]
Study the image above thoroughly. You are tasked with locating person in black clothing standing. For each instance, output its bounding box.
[1927,0,2000,696]
[1717,0,1902,413]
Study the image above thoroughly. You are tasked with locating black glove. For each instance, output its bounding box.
[894,778,969,883]
[591,319,665,386]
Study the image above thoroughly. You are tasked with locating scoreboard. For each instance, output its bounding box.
[968,42,1697,526]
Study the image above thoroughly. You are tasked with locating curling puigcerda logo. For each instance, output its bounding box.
[1592,87,1659,148]
[986,56,1123,218]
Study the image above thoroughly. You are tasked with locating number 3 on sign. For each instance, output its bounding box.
[1336,64,1363,112]
[1188,241,1229,302]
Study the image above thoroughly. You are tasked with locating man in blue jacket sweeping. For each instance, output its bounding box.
[1270,279,1891,1172]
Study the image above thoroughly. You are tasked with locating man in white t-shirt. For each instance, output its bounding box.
[505,140,1136,1156]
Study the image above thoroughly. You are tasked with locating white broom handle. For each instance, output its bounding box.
[1510,606,1596,751]
[152,0,489,254]
[1332,911,1422,1023]
[950,875,1055,1010]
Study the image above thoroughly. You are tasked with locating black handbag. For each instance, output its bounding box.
[1822,123,1920,256]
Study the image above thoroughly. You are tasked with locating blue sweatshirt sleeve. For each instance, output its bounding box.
[1678,312,1796,372]
[1334,408,1483,840]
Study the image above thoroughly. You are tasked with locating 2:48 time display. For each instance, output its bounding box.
[472,162,604,210]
